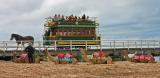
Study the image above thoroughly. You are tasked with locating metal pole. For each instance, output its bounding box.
[85,41,87,51]
[54,41,56,51]
[5,43,7,51]
[38,41,41,53]
[159,40,160,49]
[100,40,102,51]
[3,41,5,51]
[128,40,129,50]
[141,40,142,51]
[154,40,156,50]
[159,41,160,61]
[3,41,5,58]
[110,42,112,49]
[113,40,115,51]
[135,41,138,52]
[135,41,137,48]
[21,41,23,52]
[147,40,149,48]
[70,41,72,52]
[123,42,125,48]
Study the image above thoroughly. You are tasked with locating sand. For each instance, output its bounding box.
[0,61,160,78]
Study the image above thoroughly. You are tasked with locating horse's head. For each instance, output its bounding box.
[10,33,17,40]
[10,34,14,40]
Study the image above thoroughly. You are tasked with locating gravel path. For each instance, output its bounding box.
[0,61,160,78]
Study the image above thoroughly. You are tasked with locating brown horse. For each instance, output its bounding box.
[10,33,34,49]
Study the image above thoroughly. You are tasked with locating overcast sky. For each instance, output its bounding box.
[0,0,160,41]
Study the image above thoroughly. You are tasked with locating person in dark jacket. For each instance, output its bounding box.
[25,43,35,63]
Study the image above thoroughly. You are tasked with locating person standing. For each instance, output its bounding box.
[25,43,35,63]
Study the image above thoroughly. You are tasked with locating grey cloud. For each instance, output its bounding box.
[0,0,160,41]
[0,0,44,15]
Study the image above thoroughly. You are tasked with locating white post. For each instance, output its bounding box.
[123,42,125,48]
[5,43,7,51]
[135,41,137,48]
[128,40,129,50]
[70,41,72,52]
[54,41,56,51]
[113,40,115,51]
[154,40,156,50]
[21,41,23,52]
[147,40,149,48]
[2,41,5,51]
[3,41,5,58]
[38,41,41,52]
[141,40,142,51]
[110,42,112,49]
[85,41,87,51]
[159,40,160,49]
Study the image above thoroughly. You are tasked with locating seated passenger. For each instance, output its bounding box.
[78,17,81,21]
[61,15,65,21]
[66,16,69,21]
[69,14,74,21]
[82,14,86,20]
[74,16,77,21]
[68,15,72,21]
[58,14,60,18]
[57,14,62,21]
[54,14,57,18]
[87,16,89,20]
[54,14,58,21]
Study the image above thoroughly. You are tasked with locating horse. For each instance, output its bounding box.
[10,33,34,49]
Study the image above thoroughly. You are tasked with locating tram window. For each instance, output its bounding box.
[88,30,91,35]
[59,32,62,36]
[64,30,66,36]
[77,31,80,35]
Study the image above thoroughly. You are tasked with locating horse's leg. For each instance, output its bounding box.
[16,43,19,51]
[21,43,25,52]
[23,43,25,49]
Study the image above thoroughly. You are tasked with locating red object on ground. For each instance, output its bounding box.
[55,60,59,64]
[65,54,72,58]
[145,55,151,61]
[140,55,145,60]
[58,53,64,58]
[99,51,108,57]
[133,55,140,60]
[20,53,28,61]
[132,54,154,63]
[93,52,99,57]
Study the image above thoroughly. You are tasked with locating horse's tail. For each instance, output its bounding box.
[32,37,34,45]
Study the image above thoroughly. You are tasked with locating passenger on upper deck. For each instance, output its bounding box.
[54,14,58,21]
[58,14,60,18]
[57,14,62,21]
[51,14,92,22]
[66,16,69,21]
[53,14,63,21]
[87,16,89,20]
[54,14,57,18]
[69,14,74,21]
[78,17,81,21]
[82,14,86,20]
[74,16,77,21]
[61,15,65,21]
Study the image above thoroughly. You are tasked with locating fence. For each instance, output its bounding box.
[0,40,160,51]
